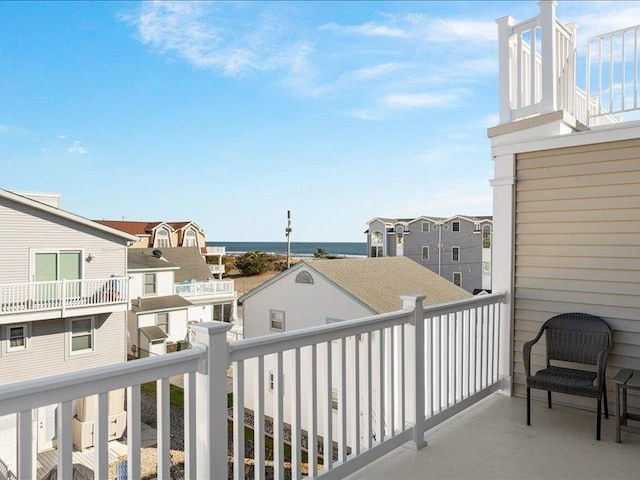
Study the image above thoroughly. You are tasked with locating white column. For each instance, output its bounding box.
[539,1,558,113]
[401,294,427,450]
[496,16,515,123]
[489,153,516,396]
[192,322,232,479]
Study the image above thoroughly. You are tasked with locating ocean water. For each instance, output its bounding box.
[206,241,366,257]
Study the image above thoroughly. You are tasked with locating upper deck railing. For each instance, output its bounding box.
[174,280,235,298]
[0,276,129,317]
[0,292,506,479]
[497,1,637,127]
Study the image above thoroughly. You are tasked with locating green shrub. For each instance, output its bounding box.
[234,250,270,276]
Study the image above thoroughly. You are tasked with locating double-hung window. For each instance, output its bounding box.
[144,273,157,295]
[157,312,169,334]
[421,246,429,260]
[452,246,460,262]
[7,324,28,352]
[70,318,94,354]
[270,310,285,331]
[453,272,462,287]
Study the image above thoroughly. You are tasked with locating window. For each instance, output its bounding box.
[184,229,197,247]
[421,246,429,260]
[144,273,157,295]
[452,221,460,232]
[370,231,384,257]
[332,389,339,410]
[155,228,170,248]
[421,221,430,232]
[270,310,285,331]
[7,324,28,352]
[452,246,460,262]
[482,225,491,248]
[70,318,94,353]
[34,250,82,299]
[453,272,462,287]
[295,271,314,284]
[156,312,169,333]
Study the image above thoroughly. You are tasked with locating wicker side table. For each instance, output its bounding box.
[613,369,640,443]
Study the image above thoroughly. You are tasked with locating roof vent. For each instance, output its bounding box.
[152,249,163,258]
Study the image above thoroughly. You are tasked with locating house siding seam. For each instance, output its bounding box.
[513,138,640,411]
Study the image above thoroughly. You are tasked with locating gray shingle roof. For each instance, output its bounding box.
[307,257,471,314]
[131,295,192,314]
[128,250,179,271]
[137,247,213,283]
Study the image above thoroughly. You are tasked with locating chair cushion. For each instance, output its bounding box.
[527,366,601,398]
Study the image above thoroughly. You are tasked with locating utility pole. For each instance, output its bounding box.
[285,210,292,269]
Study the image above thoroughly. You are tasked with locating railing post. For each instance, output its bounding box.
[192,322,232,479]
[539,0,558,113]
[496,15,515,123]
[401,294,427,450]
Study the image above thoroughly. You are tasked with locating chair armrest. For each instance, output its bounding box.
[523,328,545,378]
[596,347,611,390]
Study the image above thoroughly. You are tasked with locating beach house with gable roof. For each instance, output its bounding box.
[239,256,470,450]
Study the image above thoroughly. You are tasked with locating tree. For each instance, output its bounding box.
[234,250,270,276]
[314,248,327,258]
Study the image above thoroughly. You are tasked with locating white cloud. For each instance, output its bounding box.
[67,141,88,155]
[384,92,459,109]
[0,123,30,135]
[58,134,66,140]
[319,21,408,38]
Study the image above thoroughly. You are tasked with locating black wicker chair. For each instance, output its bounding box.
[523,313,613,440]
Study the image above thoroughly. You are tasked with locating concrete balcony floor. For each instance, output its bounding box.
[348,394,640,480]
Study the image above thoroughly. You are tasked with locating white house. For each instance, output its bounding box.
[127,247,237,357]
[239,257,470,454]
[0,189,136,475]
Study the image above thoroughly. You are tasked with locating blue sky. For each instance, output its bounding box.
[2,1,639,242]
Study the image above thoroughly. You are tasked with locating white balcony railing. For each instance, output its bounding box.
[204,246,226,256]
[497,1,629,127]
[208,264,225,275]
[0,292,506,479]
[0,277,129,316]
[174,280,235,298]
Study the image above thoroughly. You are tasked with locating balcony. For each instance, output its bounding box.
[0,293,512,479]
[497,2,640,127]
[174,280,235,299]
[208,263,225,275]
[204,246,226,256]
[0,277,129,322]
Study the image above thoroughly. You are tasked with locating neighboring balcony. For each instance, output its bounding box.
[203,246,225,256]
[207,264,225,275]
[174,280,235,299]
[0,277,129,322]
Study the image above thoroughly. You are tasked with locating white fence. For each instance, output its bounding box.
[174,280,235,298]
[0,292,506,479]
[0,277,129,315]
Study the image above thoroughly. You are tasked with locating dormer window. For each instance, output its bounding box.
[452,221,460,232]
[370,231,384,257]
[155,228,170,248]
[184,229,197,247]
[421,222,430,232]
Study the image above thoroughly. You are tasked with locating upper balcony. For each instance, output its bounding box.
[498,1,640,127]
[0,276,129,323]
[174,279,235,299]
[203,246,225,256]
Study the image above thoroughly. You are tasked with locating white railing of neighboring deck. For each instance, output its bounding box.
[0,292,506,480]
[0,276,129,315]
[174,280,235,298]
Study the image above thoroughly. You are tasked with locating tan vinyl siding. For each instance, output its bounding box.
[0,312,126,386]
[513,137,640,411]
[0,197,127,283]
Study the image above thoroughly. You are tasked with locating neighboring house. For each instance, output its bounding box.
[366,215,492,294]
[490,1,640,414]
[95,219,226,279]
[239,257,471,450]
[127,247,237,357]
[0,189,137,473]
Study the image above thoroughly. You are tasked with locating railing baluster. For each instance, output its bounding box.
[366,332,373,450]
[338,338,347,464]
[308,346,317,478]
[274,352,284,479]
[377,330,384,443]
[445,313,450,408]
[57,401,73,479]
[254,356,265,480]
[157,380,170,479]
[325,341,333,470]
[427,315,433,417]
[387,326,395,436]
[184,374,195,480]
[353,334,361,456]
[128,385,142,480]
[233,361,245,480]
[95,392,109,480]
[17,410,32,479]
[465,309,471,399]
[453,313,458,404]
[400,324,405,432]
[292,348,302,480]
